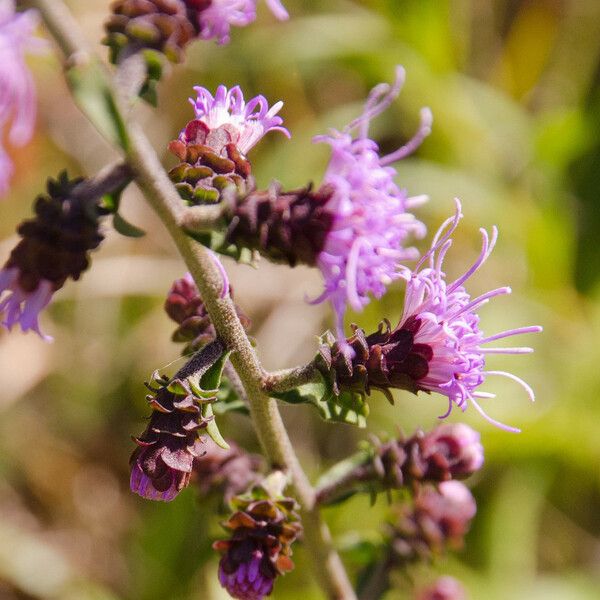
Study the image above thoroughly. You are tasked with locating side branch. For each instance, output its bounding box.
[262,362,319,394]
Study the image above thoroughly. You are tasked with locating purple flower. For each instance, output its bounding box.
[218,549,274,600]
[311,66,431,340]
[196,0,288,45]
[0,266,53,339]
[397,199,542,431]
[416,576,467,600]
[424,423,484,476]
[187,84,289,155]
[0,0,46,195]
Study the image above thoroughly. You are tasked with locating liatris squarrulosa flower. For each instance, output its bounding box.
[197,0,288,45]
[317,199,542,431]
[193,438,263,502]
[0,0,46,195]
[130,339,225,501]
[315,423,483,505]
[391,480,476,563]
[415,576,467,600]
[214,473,302,600]
[0,172,104,339]
[225,67,430,340]
[310,65,431,340]
[168,85,288,205]
[165,272,250,354]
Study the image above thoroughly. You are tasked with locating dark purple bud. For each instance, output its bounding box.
[392,481,476,561]
[213,480,301,600]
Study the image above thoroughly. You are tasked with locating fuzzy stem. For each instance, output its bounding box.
[178,204,226,232]
[31,1,356,597]
[72,161,133,202]
[262,362,320,394]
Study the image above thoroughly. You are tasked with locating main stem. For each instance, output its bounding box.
[30,1,356,597]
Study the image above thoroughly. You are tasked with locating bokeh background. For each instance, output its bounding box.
[1,0,600,598]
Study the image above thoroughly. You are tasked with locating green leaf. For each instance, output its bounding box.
[203,402,229,449]
[185,229,255,264]
[273,371,369,427]
[66,58,129,151]
[212,379,250,416]
[113,212,147,238]
[200,348,232,391]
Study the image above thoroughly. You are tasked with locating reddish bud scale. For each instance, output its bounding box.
[104,0,201,65]
[164,273,250,355]
[168,118,252,206]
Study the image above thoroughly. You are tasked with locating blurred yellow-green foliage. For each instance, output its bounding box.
[1,0,600,598]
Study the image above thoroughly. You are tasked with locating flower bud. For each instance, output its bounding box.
[1,172,104,338]
[214,477,301,599]
[392,481,476,562]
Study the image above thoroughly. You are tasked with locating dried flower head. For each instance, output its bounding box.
[0,172,104,339]
[311,66,431,340]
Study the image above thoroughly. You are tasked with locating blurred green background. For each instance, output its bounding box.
[1,0,600,598]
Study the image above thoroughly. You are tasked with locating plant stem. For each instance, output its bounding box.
[263,362,320,393]
[315,450,375,506]
[31,1,357,597]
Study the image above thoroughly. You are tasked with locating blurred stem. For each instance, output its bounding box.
[315,450,375,506]
[178,204,226,232]
[72,161,133,202]
[33,1,356,597]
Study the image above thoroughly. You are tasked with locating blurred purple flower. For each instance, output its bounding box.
[0,0,46,195]
[0,266,53,339]
[311,66,431,341]
[186,84,289,155]
[397,199,542,431]
[416,576,467,600]
[195,0,288,45]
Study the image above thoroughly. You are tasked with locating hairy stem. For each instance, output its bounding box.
[262,362,320,394]
[31,1,356,597]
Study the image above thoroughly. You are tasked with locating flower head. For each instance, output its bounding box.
[311,66,431,340]
[0,172,104,339]
[187,84,289,155]
[214,478,301,600]
[0,0,46,194]
[196,0,288,45]
[394,199,542,431]
[317,200,541,430]
[392,480,476,561]
[416,576,467,600]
